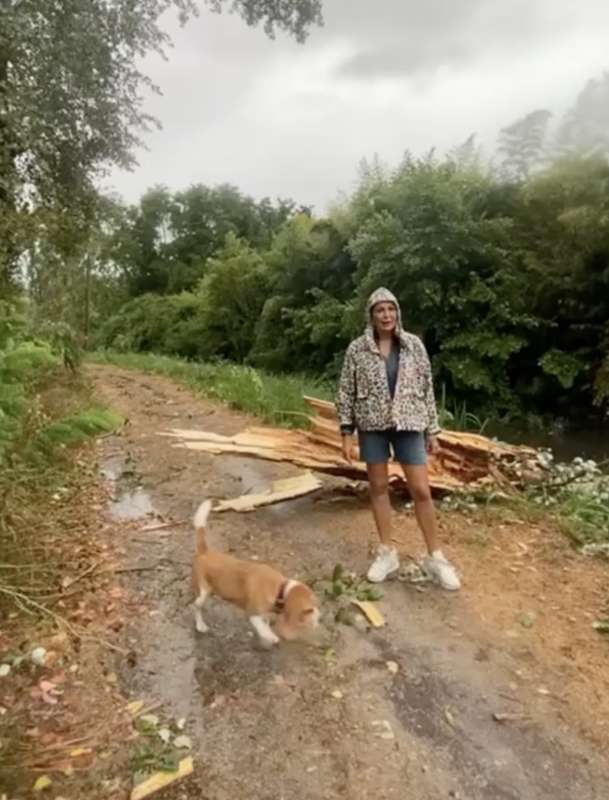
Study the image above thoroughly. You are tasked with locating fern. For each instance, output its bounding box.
[37,407,123,449]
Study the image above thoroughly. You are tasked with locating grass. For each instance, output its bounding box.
[554,485,609,546]
[0,370,124,618]
[89,350,333,427]
[437,383,490,433]
[521,458,609,546]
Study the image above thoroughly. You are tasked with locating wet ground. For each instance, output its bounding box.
[90,365,609,800]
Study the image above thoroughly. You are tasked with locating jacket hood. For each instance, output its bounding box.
[366,287,403,333]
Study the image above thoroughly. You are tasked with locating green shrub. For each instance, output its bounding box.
[0,302,60,464]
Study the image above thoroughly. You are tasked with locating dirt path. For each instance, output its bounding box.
[90,364,609,800]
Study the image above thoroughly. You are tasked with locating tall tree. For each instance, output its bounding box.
[249,213,355,373]
[555,72,609,158]
[206,0,322,41]
[512,155,609,413]
[497,109,552,181]
[110,184,298,296]
[449,133,481,170]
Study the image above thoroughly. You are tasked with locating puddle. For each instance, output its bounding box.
[220,456,272,494]
[99,455,124,481]
[101,453,158,521]
[110,487,156,521]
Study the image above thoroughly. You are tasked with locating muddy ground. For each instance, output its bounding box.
[85,364,609,800]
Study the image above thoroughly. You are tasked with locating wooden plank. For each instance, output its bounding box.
[130,757,194,800]
[303,396,337,419]
[351,600,386,627]
[215,472,323,512]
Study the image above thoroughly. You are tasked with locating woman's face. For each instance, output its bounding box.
[371,301,398,335]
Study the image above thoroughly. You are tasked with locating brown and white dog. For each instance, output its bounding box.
[191,500,320,647]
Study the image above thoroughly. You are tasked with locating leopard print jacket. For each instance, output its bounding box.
[336,288,440,436]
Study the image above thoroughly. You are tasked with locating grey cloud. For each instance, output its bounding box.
[319,0,483,42]
[329,0,566,79]
[108,0,609,211]
[337,39,470,78]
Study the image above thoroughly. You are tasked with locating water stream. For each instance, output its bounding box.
[487,423,609,463]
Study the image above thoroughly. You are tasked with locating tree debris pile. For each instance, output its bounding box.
[161,396,543,494]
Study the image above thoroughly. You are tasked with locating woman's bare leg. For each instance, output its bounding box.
[367,462,392,546]
[400,463,439,554]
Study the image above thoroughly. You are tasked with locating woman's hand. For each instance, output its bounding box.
[426,434,440,456]
[341,434,355,465]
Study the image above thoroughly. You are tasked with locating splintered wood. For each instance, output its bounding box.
[160,396,541,495]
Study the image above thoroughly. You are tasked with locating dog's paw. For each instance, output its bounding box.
[258,633,280,648]
[195,620,209,634]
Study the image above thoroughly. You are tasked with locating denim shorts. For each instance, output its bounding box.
[358,429,427,465]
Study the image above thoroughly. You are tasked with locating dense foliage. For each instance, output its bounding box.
[97,145,609,424]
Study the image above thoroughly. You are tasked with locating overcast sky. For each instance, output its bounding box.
[106,0,609,213]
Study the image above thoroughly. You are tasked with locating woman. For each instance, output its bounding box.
[336,287,460,590]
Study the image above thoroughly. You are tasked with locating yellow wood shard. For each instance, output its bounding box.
[130,757,194,800]
[126,699,145,716]
[351,600,386,628]
[215,471,323,512]
[33,776,53,792]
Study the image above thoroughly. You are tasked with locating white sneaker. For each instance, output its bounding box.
[367,545,400,583]
[422,551,461,591]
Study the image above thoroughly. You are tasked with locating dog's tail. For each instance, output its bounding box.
[193,499,212,555]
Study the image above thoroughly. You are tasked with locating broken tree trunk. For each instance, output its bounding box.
[160,396,542,494]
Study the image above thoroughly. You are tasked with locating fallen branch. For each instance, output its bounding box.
[62,558,104,590]
[80,633,129,655]
[0,584,129,655]
[113,563,165,574]
[0,584,77,630]
[492,712,531,723]
[139,519,187,532]
[29,734,98,755]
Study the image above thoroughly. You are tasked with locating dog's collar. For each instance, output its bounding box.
[273,579,298,613]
